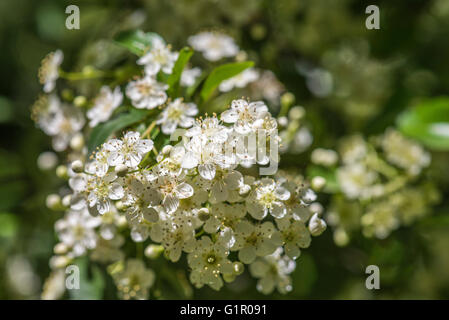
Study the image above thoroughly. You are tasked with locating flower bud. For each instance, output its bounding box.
[37,151,58,171]
[49,255,70,269]
[54,243,68,255]
[281,92,295,108]
[161,145,173,155]
[311,176,326,191]
[70,133,84,151]
[56,165,68,179]
[144,245,164,259]
[70,160,84,173]
[288,105,305,120]
[308,213,327,236]
[73,96,87,108]
[115,200,126,211]
[233,261,244,275]
[197,208,210,222]
[46,194,62,211]
[334,228,349,247]
[62,194,72,207]
[277,116,288,127]
[223,273,236,283]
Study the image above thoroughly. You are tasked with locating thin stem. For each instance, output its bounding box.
[142,121,157,138]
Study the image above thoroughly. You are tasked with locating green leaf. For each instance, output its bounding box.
[88,109,149,153]
[114,30,164,56]
[200,61,254,101]
[166,47,193,97]
[397,97,449,150]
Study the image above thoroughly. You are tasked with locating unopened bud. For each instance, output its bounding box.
[308,213,327,236]
[277,116,288,127]
[71,160,84,173]
[223,273,236,283]
[288,106,305,120]
[198,208,210,222]
[56,165,68,179]
[46,194,62,211]
[311,176,326,191]
[161,145,173,155]
[281,92,295,108]
[73,96,87,108]
[49,255,70,269]
[144,244,164,259]
[334,228,349,247]
[37,151,58,170]
[62,194,72,207]
[115,200,126,211]
[54,243,68,255]
[70,133,85,151]
[233,261,244,275]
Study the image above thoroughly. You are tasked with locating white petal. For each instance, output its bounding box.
[175,182,194,199]
[198,163,216,180]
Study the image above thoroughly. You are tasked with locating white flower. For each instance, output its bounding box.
[282,181,312,222]
[188,32,239,61]
[55,208,101,257]
[221,99,268,135]
[122,176,160,226]
[104,131,153,168]
[337,163,378,199]
[35,97,85,152]
[246,178,290,220]
[126,75,168,109]
[151,174,194,214]
[155,146,187,177]
[84,173,124,215]
[181,67,201,87]
[311,148,339,167]
[137,38,179,76]
[156,98,198,134]
[276,218,311,259]
[208,169,243,203]
[203,202,246,234]
[249,247,295,295]
[381,128,430,176]
[112,259,155,300]
[39,50,63,93]
[219,68,259,92]
[232,220,281,264]
[181,117,231,179]
[87,86,123,127]
[85,149,110,177]
[150,212,196,262]
[187,236,233,290]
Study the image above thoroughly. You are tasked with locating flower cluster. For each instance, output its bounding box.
[34,32,325,299]
[315,129,440,245]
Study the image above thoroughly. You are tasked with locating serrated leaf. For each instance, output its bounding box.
[200,61,254,101]
[88,109,149,153]
[166,47,193,97]
[397,97,449,150]
[114,30,164,56]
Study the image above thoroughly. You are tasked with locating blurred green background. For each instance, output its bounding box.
[1,0,449,299]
